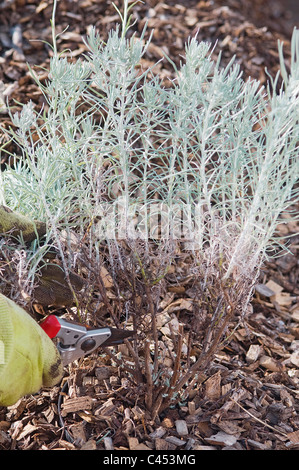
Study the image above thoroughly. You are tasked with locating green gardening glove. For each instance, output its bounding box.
[0,294,63,406]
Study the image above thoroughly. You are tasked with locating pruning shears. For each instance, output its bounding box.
[40,315,135,366]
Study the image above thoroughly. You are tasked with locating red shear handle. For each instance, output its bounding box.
[40,315,61,339]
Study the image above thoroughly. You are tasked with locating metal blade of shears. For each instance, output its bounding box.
[40,315,135,365]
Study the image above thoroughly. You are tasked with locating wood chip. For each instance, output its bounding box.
[128,437,140,450]
[95,366,116,381]
[61,396,93,417]
[205,431,238,447]
[274,292,295,306]
[255,283,275,297]
[246,344,262,363]
[259,355,283,372]
[167,298,193,313]
[291,307,299,323]
[135,443,152,450]
[81,439,97,450]
[290,351,299,367]
[94,397,116,417]
[165,436,186,446]
[128,437,152,450]
[103,436,114,450]
[204,370,221,399]
[287,430,299,444]
[175,419,188,436]
[265,280,283,296]
[69,422,86,444]
[162,417,174,428]
[247,439,270,450]
[1,0,298,452]
[149,426,166,439]
[16,423,37,441]
[155,438,169,450]
[0,430,11,446]
[193,444,217,450]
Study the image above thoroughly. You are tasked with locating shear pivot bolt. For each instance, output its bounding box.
[81,338,96,352]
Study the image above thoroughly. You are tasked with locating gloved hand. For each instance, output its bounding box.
[0,205,46,243]
[0,294,63,406]
[0,205,84,306]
